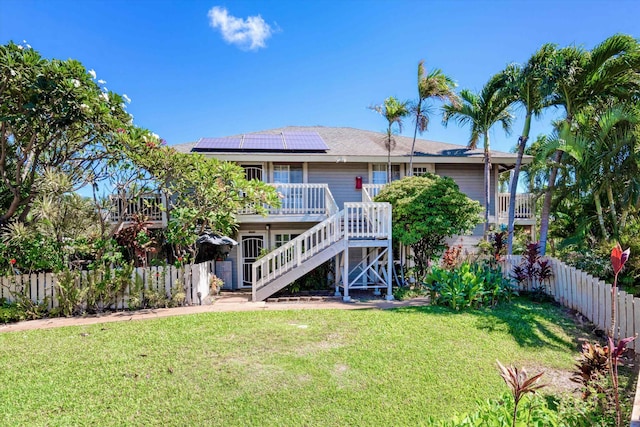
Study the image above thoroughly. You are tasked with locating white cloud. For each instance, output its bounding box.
[208,6,275,51]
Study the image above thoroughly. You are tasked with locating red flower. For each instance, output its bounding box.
[611,242,630,276]
[177,257,183,262]
[9,258,16,265]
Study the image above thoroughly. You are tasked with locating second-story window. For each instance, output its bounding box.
[243,165,263,181]
[372,164,400,184]
[273,164,303,183]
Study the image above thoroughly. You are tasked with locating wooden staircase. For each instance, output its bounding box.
[252,202,392,302]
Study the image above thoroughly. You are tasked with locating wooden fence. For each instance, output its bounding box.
[502,255,640,352]
[0,261,216,311]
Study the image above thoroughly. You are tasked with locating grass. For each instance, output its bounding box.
[0,298,589,426]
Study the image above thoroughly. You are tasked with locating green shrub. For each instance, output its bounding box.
[429,393,606,427]
[0,298,24,323]
[425,261,515,310]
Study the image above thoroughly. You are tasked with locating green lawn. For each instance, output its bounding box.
[0,299,586,426]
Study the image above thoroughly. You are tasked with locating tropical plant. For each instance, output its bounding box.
[443,73,514,234]
[497,360,546,427]
[608,242,634,427]
[0,41,133,225]
[501,45,556,254]
[425,261,513,309]
[374,174,482,280]
[408,61,459,175]
[369,96,410,183]
[537,34,640,255]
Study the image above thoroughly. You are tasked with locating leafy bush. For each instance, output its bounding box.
[425,261,514,310]
[0,298,24,323]
[374,174,482,281]
[428,393,609,427]
[511,243,554,300]
[392,285,428,300]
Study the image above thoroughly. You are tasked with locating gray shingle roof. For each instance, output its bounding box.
[172,126,522,164]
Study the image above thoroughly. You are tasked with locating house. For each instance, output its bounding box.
[116,126,534,302]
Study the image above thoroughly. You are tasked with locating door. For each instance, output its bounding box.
[273,164,304,212]
[240,234,265,288]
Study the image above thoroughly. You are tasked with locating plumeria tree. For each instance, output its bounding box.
[0,41,133,225]
[128,138,280,264]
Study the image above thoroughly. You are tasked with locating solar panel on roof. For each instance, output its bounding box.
[283,132,329,150]
[193,137,242,151]
[242,134,284,150]
[191,131,328,152]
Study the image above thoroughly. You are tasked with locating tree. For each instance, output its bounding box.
[0,41,133,225]
[538,34,640,254]
[370,96,410,183]
[442,74,514,234]
[374,174,482,280]
[408,61,459,175]
[501,45,556,254]
[558,105,640,240]
[129,140,280,264]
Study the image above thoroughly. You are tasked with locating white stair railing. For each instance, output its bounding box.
[362,184,386,202]
[251,202,392,301]
[252,210,346,300]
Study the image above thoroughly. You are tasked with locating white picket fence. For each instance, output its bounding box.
[0,261,216,310]
[502,255,640,352]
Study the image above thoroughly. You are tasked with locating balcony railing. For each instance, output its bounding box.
[497,193,535,221]
[362,184,386,202]
[238,183,338,217]
[365,185,535,223]
[110,193,166,226]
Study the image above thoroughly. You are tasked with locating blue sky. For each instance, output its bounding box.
[2,0,639,154]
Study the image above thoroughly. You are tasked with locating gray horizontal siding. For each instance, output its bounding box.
[436,164,495,237]
[307,163,369,209]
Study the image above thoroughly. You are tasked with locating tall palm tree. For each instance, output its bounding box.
[408,60,459,175]
[559,105,640,240]
[501,45,556,254]
[370,96,410,183]
[538,34,640,254]
[443,73,514,234]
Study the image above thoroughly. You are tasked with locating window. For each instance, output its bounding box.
[243,165,263,181]
[372,164,400,184]
[413,167,431,177]
[275,233,300,247]
[273,164,303,184]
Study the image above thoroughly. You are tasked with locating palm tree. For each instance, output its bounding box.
[501,45,556,255]
[559,105,640,240]
[538,34,640,254]
[408,61,459,176]
[443,73,514,234]
[370,96,410,183]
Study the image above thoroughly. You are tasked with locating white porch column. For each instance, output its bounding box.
[385,240,394,300]
[342,247,350,302]
[334,254,341,297]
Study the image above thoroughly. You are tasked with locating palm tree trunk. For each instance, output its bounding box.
[387,129,392,183]
[483,134,491,235]
[594,189,609,239]
[606,185,618,237]
[538,150,562,255]
[409,102,422,177]
[507,114,532,255]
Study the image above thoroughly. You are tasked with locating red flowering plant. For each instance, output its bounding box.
[608,242,635,427]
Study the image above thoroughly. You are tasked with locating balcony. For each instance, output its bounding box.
[365,185,535,225]
[497,193,535,224]
[110,193,167,229]
[238,183,338,223]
